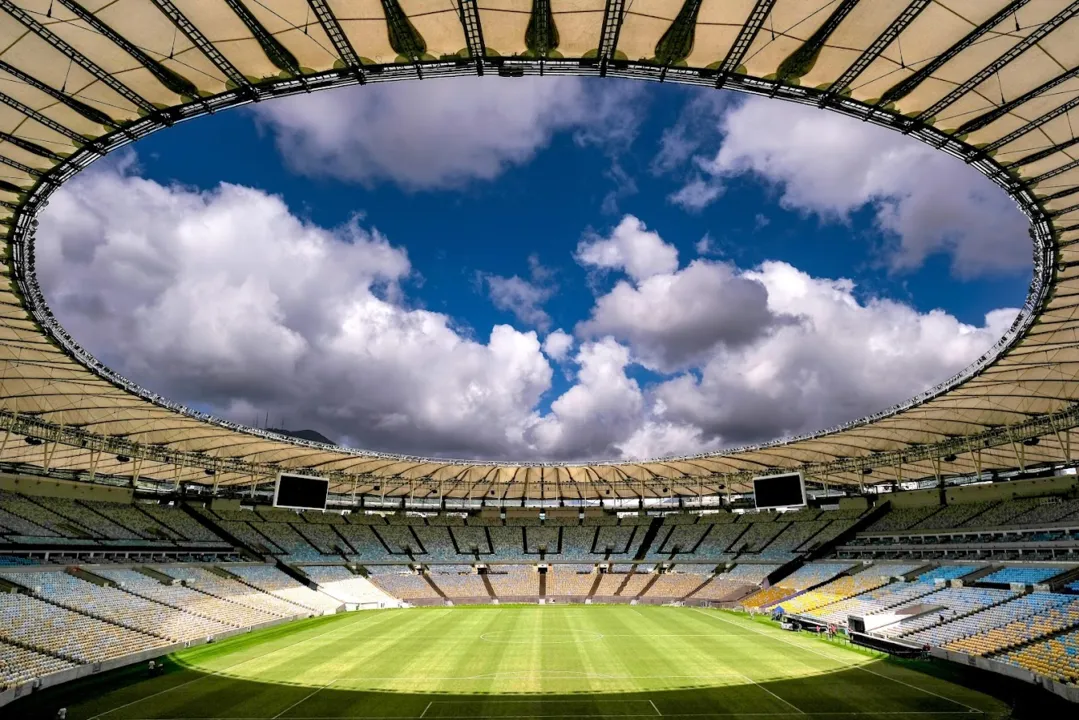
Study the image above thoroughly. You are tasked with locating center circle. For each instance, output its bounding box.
[479,629,605,644]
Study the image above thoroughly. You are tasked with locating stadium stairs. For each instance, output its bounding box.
[273,559,322,591]
[66,567,112,588]
[422,573,447,600]
[481,572,495,599]
[636,573,660,599]
[539,571,546,598]
[587,572,604,599]
[680,573,716,602]
[957,565,1003,584]
[180,504,263,559]
[634,518,665,561]
[614,571,635,596]
[1050,566,1079,591]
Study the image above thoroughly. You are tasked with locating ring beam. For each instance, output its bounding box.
[0,0,1077,501]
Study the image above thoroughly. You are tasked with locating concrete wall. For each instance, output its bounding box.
[945,475,1078,504]
[0,473,132,503]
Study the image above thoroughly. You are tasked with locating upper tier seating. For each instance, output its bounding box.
[226,565,341,613]
[562,528,599,560]
[411,526,459,561]
[139,504,224,543]
[915,565,979,582]
[0,593,166,663]
[95,568,278,627]
[0,570,232,642]
[978,566,1066,585]
[335,524,394,562]
[489,528,526,560]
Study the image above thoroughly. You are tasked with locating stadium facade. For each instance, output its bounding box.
[0,0,1076,505]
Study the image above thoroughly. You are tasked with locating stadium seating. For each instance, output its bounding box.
[562,528,599,559]
[0,570,233,642]
[365,569,440,601]
[771,573,890,615]
[935,594,1079,654]
[428,568,489,599]
[804,581,941,626]
[487,566,537,597]
[0,639,75,688]
[94,568,279,627]
[741,563,855,609]
[412,526,459,560]
[299,565,398,606]
[526,527,560,554]
[978,566,1066,585]
[642,571,710,598]
[617,572,654,598]
[591,571,630,597]
[335,524,394,562]
[0,593,167,662]
[998,627,1079,683]
[450,527,489,554]
[139,504,224,543]
[157,566,307,617]
[546,566,596,596]
[225,565,341,613]
[875,587,1019,638]
[293,524,348,556]
[915,565,979,582]
[489,528,527,560]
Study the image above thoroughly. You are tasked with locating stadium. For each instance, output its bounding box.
[1,0,1079,718]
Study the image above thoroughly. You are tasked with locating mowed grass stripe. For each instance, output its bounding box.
[24,606,1015,720]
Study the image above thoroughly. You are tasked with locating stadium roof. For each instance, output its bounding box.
[0,0,1078,501]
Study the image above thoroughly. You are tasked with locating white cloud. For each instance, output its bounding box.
[575,215,680,282]
[36,158,558,459]
[36,163,1019,463]
[482,255,557,331]
[667,96,1029,275]
[253,77,646,191]
[542,330,574,362]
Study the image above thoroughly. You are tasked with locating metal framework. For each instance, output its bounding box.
[0,0,1075,502]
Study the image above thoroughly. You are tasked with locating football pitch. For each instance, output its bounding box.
[13,605,1017,720]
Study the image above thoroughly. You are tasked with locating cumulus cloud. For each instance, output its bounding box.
[481,254,557,331]
[542,330,574,362]
[36,159,559,459]
[35,163,1018,462]
[253,77,647,191]
[575,215,679,282]
[665,96,1029,275]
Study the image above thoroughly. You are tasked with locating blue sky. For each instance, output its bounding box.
[34,77,1032,461]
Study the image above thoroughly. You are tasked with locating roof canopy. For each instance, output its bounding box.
[0,0,1077,500]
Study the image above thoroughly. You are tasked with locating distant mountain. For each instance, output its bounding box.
[266,428,337,446]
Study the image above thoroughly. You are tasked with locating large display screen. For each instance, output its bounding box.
[274,473,329,510]
[753,472,806,510]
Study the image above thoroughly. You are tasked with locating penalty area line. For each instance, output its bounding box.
[649,699,663,716]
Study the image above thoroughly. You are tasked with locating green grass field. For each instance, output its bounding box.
[8,605,1033,720]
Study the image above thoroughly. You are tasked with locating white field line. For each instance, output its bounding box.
[690,609,984,715]
[420,701,433,718]
[271,677,339,719]
[649,699,663,716]
[89,611,395,720]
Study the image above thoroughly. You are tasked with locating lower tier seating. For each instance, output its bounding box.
[998,627,1079,683]
[0,639,76,689]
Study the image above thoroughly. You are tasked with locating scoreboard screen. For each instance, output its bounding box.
[274,473,329,511]
[753,472,806,510]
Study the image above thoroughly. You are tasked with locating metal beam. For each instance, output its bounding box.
[0,131,62,161]
[596,0,627,77]
[0,0,156,113]
[822,0,932,104]
[958,66,1079,136]
[149,0,251,90]
[456,0,487,75]
[878,0,1032,106]
[1007,136,1079,169]
[716,0,775,81]
[220,0,301,76]
[0,92,92,144]
[983,95,1079,155]
[917,2,1079,122]
[0,59,117,129]
[306,0,363,73]
[1030,156,1079,186]
[55,0,199,98]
